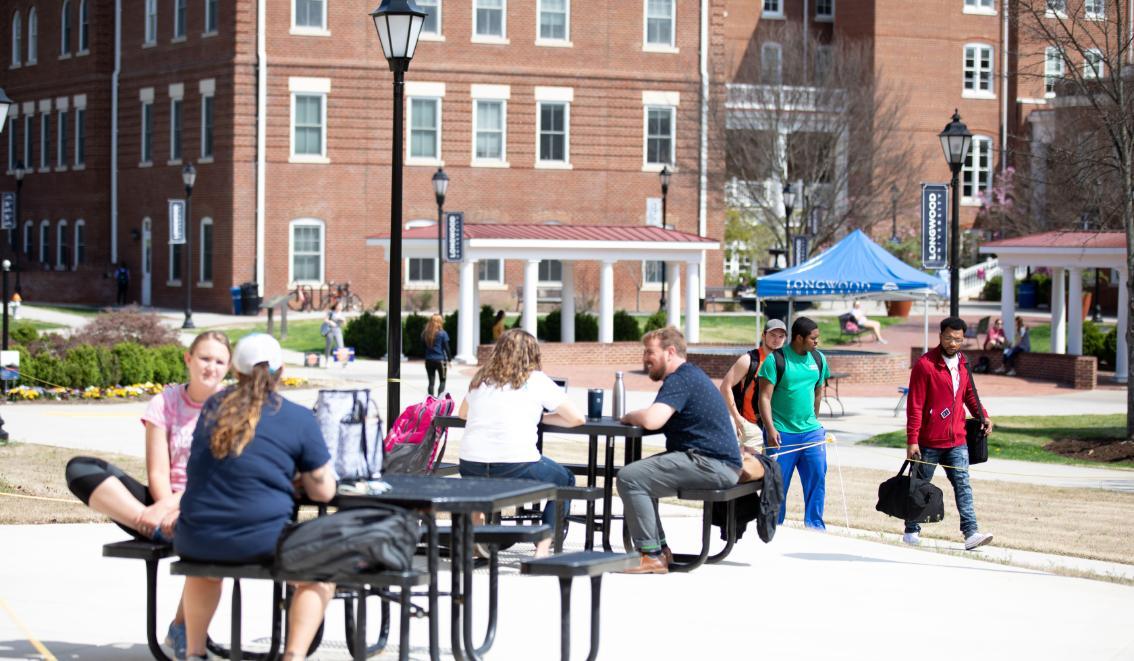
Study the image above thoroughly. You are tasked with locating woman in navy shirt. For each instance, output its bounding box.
[176,334,336,661]
[422,313,451,396]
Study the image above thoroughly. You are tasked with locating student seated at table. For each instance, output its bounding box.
[457,328,584,557]
[175,334,336,661]
[64,331,231,658]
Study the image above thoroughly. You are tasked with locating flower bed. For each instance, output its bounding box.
[7,376,310,402]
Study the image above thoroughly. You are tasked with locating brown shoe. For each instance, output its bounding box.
[661,546,673,566]
[621,553,669,574]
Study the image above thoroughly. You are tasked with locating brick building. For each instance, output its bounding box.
[2,0,731,314]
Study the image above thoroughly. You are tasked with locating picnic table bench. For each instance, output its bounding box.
[515,285,563,310]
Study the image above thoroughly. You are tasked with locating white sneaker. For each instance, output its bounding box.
[901,532,920,546]
[964,532,994,550]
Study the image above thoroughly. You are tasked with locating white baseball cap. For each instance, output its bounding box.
[232,333,284,375]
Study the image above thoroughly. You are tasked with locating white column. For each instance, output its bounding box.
[666,261,681,329]
[472,278,482,349]
[1068,267,1084,355]
[456,259,477,363]
[523,259,539,337]
[1051,267,1066,354]
[599,260,615,342]
[561,261,576,343]
[685,260,701,343]
[1117,269,1128,383]
[1002,265,1017,344]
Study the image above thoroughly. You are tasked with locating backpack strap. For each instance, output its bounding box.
[741,348,760,391]
[773,348,786,387]
[810,349,826,386]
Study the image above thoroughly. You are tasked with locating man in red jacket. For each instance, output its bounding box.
[904,317,994,551]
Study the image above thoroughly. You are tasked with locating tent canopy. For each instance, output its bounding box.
[756,230,947,300]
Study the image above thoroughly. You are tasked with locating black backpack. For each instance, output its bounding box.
[731,347,827,424]
[875,461,945,523]
[275,505,419,580]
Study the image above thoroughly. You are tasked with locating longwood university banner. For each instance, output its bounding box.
[921,183,947,270]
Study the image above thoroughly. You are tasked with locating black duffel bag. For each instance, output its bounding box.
[964,361,989,464]
[275,504,419,581]
[876,461,945,524]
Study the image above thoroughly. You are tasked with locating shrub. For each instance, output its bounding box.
[444,310,459,348]
[152,345,188,385]
[542,309,562,342]
[981,275,1002,302]
[32,353,68,389]
[9,322,38,345]
[1081,321,1116,368]
[480,305,497,343]
[71,307,181,349]
[114,342,155,385]
[575,312,598,342]
[344,312,387,359]
[94,345,120,387]
[63,345,103,389]
[14,345,35,387]
[613,310,641,342]
[642,309,667,334]
[403,313,429,358]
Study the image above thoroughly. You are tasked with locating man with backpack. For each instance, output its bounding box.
[114,261,131,306]
[757,316,830,530]
[719,319,787,454]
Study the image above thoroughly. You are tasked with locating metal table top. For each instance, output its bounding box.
[334,474,557,514]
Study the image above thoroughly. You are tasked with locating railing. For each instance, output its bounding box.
[958,259,1028,300]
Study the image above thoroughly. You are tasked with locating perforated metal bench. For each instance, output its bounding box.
[670,480,762,572]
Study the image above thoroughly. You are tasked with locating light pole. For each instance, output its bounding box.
[889,183,900,244]
[0,90,11,442]
[181,163,196,329]
[938,110,973,318]
[13,162,23,294]
[782,182,796,267]
[371,0,426,423]
[0,259,9,441]
[659,166,670,310]
[432,167,448,316]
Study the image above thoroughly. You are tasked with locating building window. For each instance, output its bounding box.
[57,109,67,168]
[11,11,21,67]
[478,258,503,283]
[61,1,72,55]
[473,99,506,162]
[815,45,834,81]
[290,219,324,283]
[169,242,182,282]
[23,115,32,167]
[174,0,187,38]
[170,98,183,161]
[474,0,505,39]
[78,0,89,51]
[23,220,32,256]
[199,218,213,282]
[408,257,436,284]
[7,117,16,171]
[762,0,783,18]
[205,0,218,33]
[644,261,664,285]
[419,0,440,36]
[645,0,674,48]
[539,0,568,42]
[1044,47,1064,96]
[1046,0,1066,16]
[40,112,50,170]
[1084,48,1104,79]
[26,8,36,64]
[538,259,562,283]
[761,42,782,84]
[409,97,440,160]
[39,220,50,264]
[294,0,326,30]
[74,220,85,268]
[71,105,83,165]
[538,102,568,163]
[141,102,154,163]
[145,0,157,44]
[963,43,994,96]
[56,220,69,269]
[962,136,992,202]
[292,94,325,158]
[1085,0,1105,19]
[963,0,994,12]
[201,95,214,159]
[816,0,834,20]
[645,106,674,166]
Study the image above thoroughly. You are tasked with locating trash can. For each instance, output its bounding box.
[1017,281,1038,309]
[230,286,243,316]
[240,282,262,316]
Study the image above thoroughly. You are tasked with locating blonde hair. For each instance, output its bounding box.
[470,328,542,390]
[187,331,231,364]
[422,314,445,349]
[642,325,687,358]
[207,364,280,459]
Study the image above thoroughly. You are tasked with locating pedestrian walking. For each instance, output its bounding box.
[904,317,994,550]
[491,309,507,341]
[719,319,787,454]
[114,261,131,306]
[422,313,451,396]
[320,304,346,367]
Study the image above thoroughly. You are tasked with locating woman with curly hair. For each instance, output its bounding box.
[457,328,583,557]
[175,334,336,661]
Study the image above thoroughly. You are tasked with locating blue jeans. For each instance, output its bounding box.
[458,456,575,527]
[767,428,827,530]
[903,445,978,538]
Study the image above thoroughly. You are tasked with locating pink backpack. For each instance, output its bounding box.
[383,394,455,474]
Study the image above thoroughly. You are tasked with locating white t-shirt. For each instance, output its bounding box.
[943,353,960,396]
[459,370,568,464]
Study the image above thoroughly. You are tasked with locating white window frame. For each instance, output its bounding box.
[641,91,678,171]
[73,97,86,168]
[6,114,15,173]
[172,0,187,40]
[815,0,834,21]
[78,0,89,53]
[418,0,443,41]
[168,239,183,285]
[204,0,219,35]
[39,102,51,172]
[762,0,784,19]
[1083,48,1104,79]
[289,77,330,163]
[962,43,995,99]
[291,0,329,36]
[199,78,215,162]
[23,220,33,256]
[1044,47,1064,97]
[472,0,507,44]
[962,0,995,15]
[55,220,69,270]
[478,258,504,285]
[538,259,562,284]
[144,0,157,45]
[961,135,993,205]
[168,83,184,164]
[22,110,32,170]
[1045,0,1067,18]
[406,81,445,166]
[60,0,71,57]
[140,87,155,166]
[38,219,50,264]
[56,100,68,171]
[471,85,509,167]
[289,218,325,284]
[198,217,213,284]
[406,257,438,287]
[536,0,570,46]
[643,0,676,52]
[643,260,665,289]
[11,11,22,68]
[26,8,36,64]
[73,219,85,269]
[535,90,571,168]
[761,42,782,84]
[1084,0,1105,20]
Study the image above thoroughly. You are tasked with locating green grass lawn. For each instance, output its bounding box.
[19,320,66,331]
[205,320,328,354]
[24,304,101,318]
[862,414,1133,468]
[633,314,903,345]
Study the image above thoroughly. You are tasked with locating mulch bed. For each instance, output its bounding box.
[1046,438,1134,463]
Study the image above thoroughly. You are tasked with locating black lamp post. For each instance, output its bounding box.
[0,91,11,442]
[659,166,671,310]
[371,0,426,423]
[889,183,900,244]
[432,167,448,315]
[13,162,23,294]
[938,110,973,318]
[782,182,796,266]
[0,259,9,441]
[181,163,196,329]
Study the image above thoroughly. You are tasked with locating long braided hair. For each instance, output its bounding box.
[208,363,280,459]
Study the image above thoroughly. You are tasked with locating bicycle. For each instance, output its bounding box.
[287,284,314,312]
[327,281,364,312]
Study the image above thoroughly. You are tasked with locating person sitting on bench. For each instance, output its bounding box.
[984,318,1006,350]
[850,300,887,344]
[617,326,742,574]
[64,331,232,658]
[997,318,1030,376]
[175,334,336,661]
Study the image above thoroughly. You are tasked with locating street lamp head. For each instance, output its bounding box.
[782,182,796,213]
[890,183,899,204]
[0,88,12,134]
[370,0,427,73]
[182,162,197,190]
[14,161,24,182]
[432,167,448,205]
[2,260,10,272]
[659,166,671,195]
[938,109,972,171]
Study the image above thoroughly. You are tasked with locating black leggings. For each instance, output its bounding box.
[425,359,447,397]
[65,455,153,539]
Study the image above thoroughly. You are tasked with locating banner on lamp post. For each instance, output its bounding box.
[792,235,809,267]
[444,211,464,262]
[1,192,14,230]
[168,199,186,245]
[920,183,948,270]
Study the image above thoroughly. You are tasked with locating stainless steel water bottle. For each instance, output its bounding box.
[612,371,626,419]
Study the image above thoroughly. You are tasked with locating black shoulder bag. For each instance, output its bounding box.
[875,460,945,523]
[963,361,989,465]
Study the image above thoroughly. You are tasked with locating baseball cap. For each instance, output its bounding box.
[232,333,284,375]
[764,319,787,334]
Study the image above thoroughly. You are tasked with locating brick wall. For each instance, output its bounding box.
[909,348,1097,390]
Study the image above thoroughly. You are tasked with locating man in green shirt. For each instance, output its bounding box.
[757,316,830,529]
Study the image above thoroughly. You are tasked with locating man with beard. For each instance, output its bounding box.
[617,326,743,574]
[904,316,994,550]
